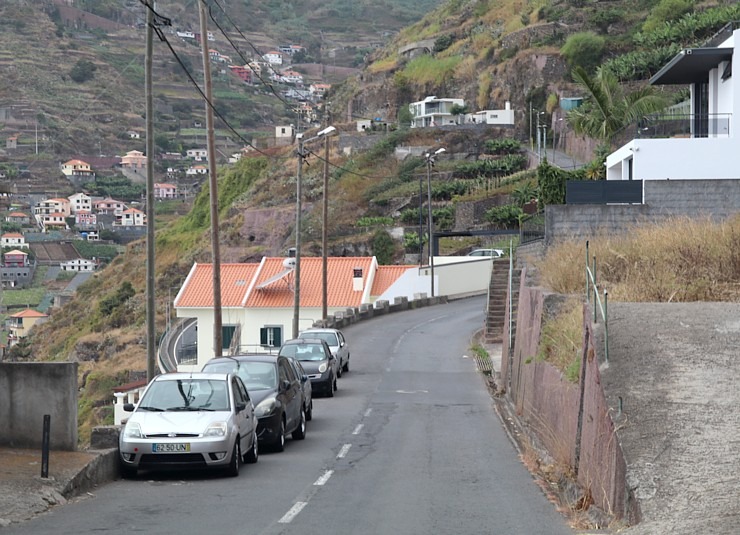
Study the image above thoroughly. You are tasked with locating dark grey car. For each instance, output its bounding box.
[278,338,338,397]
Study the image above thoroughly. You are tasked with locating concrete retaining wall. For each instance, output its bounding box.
[0,362,78,450]
[501,271,637,520]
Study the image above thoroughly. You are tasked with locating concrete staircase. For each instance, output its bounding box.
[485,259,520,344]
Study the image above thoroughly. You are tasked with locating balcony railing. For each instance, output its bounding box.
[636,113,731,139]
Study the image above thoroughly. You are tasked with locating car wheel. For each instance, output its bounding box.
[334,375,338,392]
[273,417,286,452]
[326,377,335,398]
[119,459,137,479]
[226,439,240,477]
[342,356,349,373]
[306,399,313,421]
[244,430,259,464]
[292,408,306,440]
[337,363,342,378]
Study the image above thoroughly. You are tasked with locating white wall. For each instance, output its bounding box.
[607,138,739,180]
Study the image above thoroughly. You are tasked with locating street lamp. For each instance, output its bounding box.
[424,147,445,297]
[293,125,337,338]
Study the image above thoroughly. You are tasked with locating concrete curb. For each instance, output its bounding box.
[60,448,119,499]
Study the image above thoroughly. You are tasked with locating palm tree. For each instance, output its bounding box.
[567,66,668,145]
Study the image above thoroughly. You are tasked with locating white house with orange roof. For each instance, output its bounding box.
[173,257,423,370]
[68,192,92,214]
[116,207,146,227]
[153,183,178,199]
[6,309,48,347]
[263,51,283,65]
[94,198,127,215]
[309,83,331,98]
[1,232,28,249]
[61,159,95,179]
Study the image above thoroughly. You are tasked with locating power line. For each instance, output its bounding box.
[205,0,297,112]
[139,0,272,157]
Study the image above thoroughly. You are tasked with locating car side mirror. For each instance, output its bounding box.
[281,379,291,392]
[301,374,308,383]
[123,403,135,412]
[235,402,247,412]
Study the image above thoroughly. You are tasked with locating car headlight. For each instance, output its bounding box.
[204,422,227,437]
[255,397,278,418]
[123,422,142,439]
[318,362,328,373]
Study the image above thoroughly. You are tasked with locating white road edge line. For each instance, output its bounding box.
[352,424,364,435]
[314,470,334,486]
[337,444,351,459]
[278,502,308,523]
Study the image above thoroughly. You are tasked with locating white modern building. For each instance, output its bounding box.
[409,96,466,128]
[606,24,740,181]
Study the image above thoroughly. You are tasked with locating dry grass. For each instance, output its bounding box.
[537,216,740,302]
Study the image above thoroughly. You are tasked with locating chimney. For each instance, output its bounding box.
[352,268,363,292]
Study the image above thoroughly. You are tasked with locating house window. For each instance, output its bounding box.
[260,325,282,348]
[222,325,237,351]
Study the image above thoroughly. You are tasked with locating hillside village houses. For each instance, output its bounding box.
[1,232,28,249]
[116,207,146,227]
[154,183,178,199]
[120,150,146,170]
[61,159,95,180]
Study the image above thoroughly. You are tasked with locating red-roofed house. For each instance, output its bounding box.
[1,232,28,249]
[6,309,48,347]
[116,207,146,227]
[5,212,30,226]
[154,183,177,199]
[173,257,418,370]
[61,159,95,179]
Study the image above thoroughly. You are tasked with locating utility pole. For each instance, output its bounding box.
[198,0,223,356]
[145,1,156,382]
[321,106,330,322]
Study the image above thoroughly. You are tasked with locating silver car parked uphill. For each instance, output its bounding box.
[118,372,258,478]
[300,328,350,376]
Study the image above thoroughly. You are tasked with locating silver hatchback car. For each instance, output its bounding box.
[118,372,258,478]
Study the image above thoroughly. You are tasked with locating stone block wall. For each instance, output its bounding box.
[546,179,740,245]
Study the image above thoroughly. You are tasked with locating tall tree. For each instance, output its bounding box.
[567,66,668,145]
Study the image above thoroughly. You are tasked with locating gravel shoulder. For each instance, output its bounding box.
[600,302,740,534]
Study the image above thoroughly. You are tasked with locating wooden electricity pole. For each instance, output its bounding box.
[145,2,156,382]
[198,0,223,356]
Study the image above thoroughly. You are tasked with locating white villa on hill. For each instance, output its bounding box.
[606,24,740,180]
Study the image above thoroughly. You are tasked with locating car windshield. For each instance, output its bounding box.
[280,344,326,362]
[139,379,229,412]
[202,360,276,391]
[304,332,338,346]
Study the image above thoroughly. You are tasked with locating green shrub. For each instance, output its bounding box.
[69,60,97,83]
[482,138,521,155]
[372,230,395,265]
[484,204,523,228]
[560,32,605,73]
[643,0,695,33]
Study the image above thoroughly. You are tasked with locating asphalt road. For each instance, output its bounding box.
[4,296,572,535]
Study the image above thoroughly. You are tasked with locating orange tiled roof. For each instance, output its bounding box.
[247,257,375,308]
[64,159,89,166]
[2,233,24,239]
[8,212,27,217]
[371,265,415,297]
[11,309,47,318]
[175,263,260,308]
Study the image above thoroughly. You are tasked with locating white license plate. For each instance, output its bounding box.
[152,443,190,453]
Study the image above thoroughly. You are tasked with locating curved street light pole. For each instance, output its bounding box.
[292,126,337,339]
[424,147,445,298]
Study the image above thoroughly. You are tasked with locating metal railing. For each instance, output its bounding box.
[519,210,544,244]
[636,113,731,139]
[585,241,609,363]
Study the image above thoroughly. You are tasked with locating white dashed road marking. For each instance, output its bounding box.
[352,424,364,435]
[364,408,373,417]
[278,502,307,523]
[314,470,333,486]
[337,444,351,459]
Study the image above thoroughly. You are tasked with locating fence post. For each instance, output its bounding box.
[41,414,50,478]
